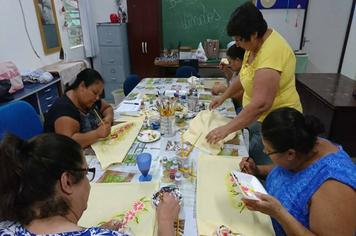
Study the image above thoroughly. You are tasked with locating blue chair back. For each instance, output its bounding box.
[175,66,198,78]
[0,101,43,142]
[124,74,141,96]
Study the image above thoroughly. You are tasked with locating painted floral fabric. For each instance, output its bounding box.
[0,221,129,236]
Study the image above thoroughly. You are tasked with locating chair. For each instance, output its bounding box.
[0,101,43,142]
[175,66,198,78]
[123,74,141,96]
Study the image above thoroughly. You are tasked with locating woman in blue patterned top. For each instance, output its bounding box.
[0,133,179,236]
[239,107,356,236]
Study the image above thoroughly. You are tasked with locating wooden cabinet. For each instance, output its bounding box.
[296,73,356,156]
[127,0,161,79]
[97,23,130,103]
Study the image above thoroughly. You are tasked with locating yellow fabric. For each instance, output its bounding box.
[240,29,302,122]
[91,120,143,169]
[183,110,239,155]
[78,182,159,236]
[196,153,275,236]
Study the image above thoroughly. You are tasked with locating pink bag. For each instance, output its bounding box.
[0,61,24,93]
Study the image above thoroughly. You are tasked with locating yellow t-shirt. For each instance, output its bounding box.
[239,29,302,122]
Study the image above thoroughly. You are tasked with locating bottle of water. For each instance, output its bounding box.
[212,47,217,60]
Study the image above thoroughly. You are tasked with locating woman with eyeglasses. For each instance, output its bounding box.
[0,133,180,236]
[44,68,113,148]
[239,107,356,236]
[206,2,302,166]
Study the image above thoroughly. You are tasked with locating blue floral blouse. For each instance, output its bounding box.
[0,222,129,236]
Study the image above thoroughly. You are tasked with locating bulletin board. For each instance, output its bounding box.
[256,0,307,9]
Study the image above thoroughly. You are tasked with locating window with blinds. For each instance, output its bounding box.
[64,0,83,48]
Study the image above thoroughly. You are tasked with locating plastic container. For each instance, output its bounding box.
[111,88,125,106]
[160,115,176,137]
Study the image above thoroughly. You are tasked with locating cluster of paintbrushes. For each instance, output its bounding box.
[155,93,178,117]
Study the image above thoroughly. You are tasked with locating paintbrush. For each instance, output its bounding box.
[241,157,251,173]
[190,160,194,183]
[93,109,105,125]
[181,123,185,158]
[186,132,203,157]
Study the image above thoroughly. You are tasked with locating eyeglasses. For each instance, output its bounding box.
[263,149,279,156]
[232,36,244,43]
[72,167,96,182]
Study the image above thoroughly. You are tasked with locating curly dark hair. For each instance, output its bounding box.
[227,2,268,41]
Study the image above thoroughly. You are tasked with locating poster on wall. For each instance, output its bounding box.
[256,0,307,9]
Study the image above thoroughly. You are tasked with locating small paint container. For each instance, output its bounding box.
[176,148,189,168]
[149,115,160,130]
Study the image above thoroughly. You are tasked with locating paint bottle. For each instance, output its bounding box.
[162,156,167,168]
[140,101,145,110]
[182,163,190,178]
[166,157,173,170]
[172,160,178,171]
[175,172,182,185]
[169,166,176,180]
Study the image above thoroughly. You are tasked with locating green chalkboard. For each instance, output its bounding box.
[162,0,251,50]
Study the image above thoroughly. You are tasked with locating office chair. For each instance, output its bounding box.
[123,74,141,96]
[0,100,43,142]
[175,66,198,78]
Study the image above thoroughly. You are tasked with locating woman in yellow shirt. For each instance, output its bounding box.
[206,2,302,165]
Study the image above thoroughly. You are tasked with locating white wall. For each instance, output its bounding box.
[0,0,86,72]
[261,9,305,50]
[341,5,356,81]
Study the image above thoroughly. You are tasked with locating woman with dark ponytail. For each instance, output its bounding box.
[0,133,179,236]
[239,107,356,236]
[44,68,113,148]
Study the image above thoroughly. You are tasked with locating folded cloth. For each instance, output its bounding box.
[78,182,159,236]
[196,153,274,236]
[183,110,239,155]
[91,120,143,169]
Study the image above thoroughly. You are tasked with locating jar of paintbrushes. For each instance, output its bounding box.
[156,98,176,137]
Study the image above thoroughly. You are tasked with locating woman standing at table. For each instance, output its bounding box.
[0,133,180,236]
[239,107,356,236]
[206,2,302,165]
[44,68,113,148]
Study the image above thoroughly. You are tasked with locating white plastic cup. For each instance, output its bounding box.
[111,89,125,106]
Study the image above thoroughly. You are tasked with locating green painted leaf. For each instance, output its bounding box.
[142,208,148,212]
[134,216,139,224]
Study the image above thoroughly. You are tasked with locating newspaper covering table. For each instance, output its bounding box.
[85,77,250,236]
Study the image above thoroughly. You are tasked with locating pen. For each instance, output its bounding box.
[93,109,105,125]
[123,102,139,105]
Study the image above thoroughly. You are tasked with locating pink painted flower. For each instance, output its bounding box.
[124,125,131,129]
[229,175,236,184]
[117,129,124,134]
[133,201,145,211]
[124,210,136,221]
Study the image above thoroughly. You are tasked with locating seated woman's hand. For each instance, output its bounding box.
[157,192,180,225]
[99,219,124,231]
[219,62,229,73]
[239,157,258,175]
[211,84,226,95]
[209,97,223,110]
[242,193,286,220]
[96,123,111,138]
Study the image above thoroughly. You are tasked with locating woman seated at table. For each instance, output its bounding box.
[44,68,113,148]
[239,107,356,236]
[212,44,245,98]
[206,2,302,165]
[0,133,180,236]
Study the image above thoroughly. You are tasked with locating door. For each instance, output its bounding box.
[127,0,145,78]
[127,0,161,79]
[301,0,353,73]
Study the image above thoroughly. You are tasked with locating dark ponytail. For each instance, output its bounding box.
[0,133,85,224]
[66,68,104,92]
[261,107,325,155]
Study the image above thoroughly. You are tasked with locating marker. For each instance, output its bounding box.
[123,102,139,105]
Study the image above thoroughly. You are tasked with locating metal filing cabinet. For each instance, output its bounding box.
[97,23,130,103]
